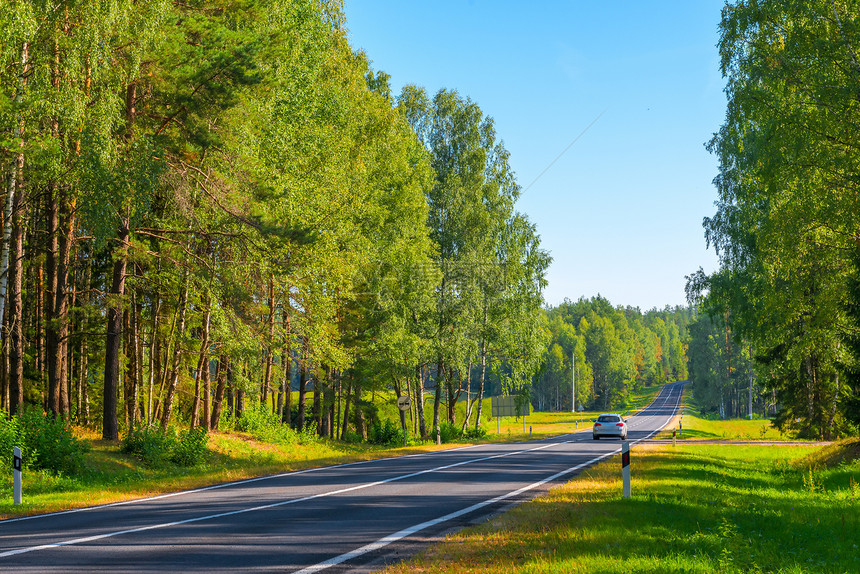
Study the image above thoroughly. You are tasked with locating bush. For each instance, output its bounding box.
[16,408,89,475]
[122,424,176,467]
[172,427,209,466]
[236,405,317,445]
[122,424,209,467]
[434,421,462,444]
[463,425,488,440]
[0,413,21,473]
[369,418,405,446]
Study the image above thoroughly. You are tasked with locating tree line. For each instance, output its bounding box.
[686,0,860,439]
[532,297,690,413]
[0,0,549,441]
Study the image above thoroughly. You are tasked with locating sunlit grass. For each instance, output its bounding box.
[385,441,860,574]
[654,391,793,441]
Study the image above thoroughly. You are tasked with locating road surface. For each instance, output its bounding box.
[0,381,684,573]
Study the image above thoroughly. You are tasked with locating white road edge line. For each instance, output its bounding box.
[294,385,684,574]
[0,441,566,559]
[293,450,618,574]
[0,442,491,525]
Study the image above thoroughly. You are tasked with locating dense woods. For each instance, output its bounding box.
[687,0,860,439]
[533,297,690,413]
[0,0,550,441]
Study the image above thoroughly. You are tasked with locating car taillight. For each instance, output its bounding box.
[594,423,601,427]
[616,423,624,427]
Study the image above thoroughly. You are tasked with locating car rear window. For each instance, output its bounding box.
[597,415,620,423]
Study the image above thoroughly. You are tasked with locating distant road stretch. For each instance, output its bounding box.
[0,381,685,573]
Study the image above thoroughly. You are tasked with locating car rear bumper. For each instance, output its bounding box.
[593,428,627,438]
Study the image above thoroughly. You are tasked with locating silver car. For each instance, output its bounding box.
[592,413,627,440]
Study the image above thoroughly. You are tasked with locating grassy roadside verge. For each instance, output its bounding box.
[384,440,860,574]
[656,387,795,442]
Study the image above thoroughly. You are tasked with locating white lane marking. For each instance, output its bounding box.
[0,441,567,558]
[293,449,619,574]
[295,385,687,573]
[0,442,489,525]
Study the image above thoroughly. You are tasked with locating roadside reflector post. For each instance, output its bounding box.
[13,446,22,505]
[621,442,631,498]
[672,428,676,446]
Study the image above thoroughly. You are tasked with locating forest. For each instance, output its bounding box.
[0,0,550,441]
[532,297,690,413]
[686,0,860,440]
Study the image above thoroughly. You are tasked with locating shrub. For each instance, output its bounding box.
[0,413,21,472]
[236,405,316,445]
[436,421,462,444]
[369,418,405,446]
[17,408,89,475]
[122,424,209,467]
[463,425,488,440]
[172,427,209,466]
[122,424,176,467]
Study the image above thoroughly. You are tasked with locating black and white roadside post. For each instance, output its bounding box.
[621,442,631,499]
[13,446,22,505]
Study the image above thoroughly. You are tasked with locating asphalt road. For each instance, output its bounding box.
[0,381,684,573]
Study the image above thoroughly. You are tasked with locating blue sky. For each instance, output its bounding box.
[343,1,726,311]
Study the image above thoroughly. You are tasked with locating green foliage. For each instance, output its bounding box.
[697,0,860,439]
[235,406,318,446]
[172,427,209,466]
[534,297,691,412]
[0,414,21,468]
[8,409,90,475]
[121,424,209,467]
[122,425,177,467]
[368,418,404,446]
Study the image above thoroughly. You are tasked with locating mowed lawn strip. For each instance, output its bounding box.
[384,440,860,574]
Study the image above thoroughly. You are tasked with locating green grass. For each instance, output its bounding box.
[385,439,860,574]
[659,390,793,441]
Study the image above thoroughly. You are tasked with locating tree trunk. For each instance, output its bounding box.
[474,339,487,432]
[446,368,456,425]
[7,180,25,416]
[123,304,138,428]
[103,221,130,441]
[160,265,190,429]
[280,296,292,424]
[432,358,442,435]
[262,274,275,407]
[340,375,352,440]
[354,383,366,440]
[191,299,211,428]
[148,292,160,424]
[313,366,322,435]
[296,337,308,431]
[416,366,427,440]
[210,354,229,431]
[46,184,60,416]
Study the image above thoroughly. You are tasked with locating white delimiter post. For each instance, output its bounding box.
[13,446,22,505]
[621,442,631,498]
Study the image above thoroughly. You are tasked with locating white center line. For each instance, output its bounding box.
[0,441,566,559]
